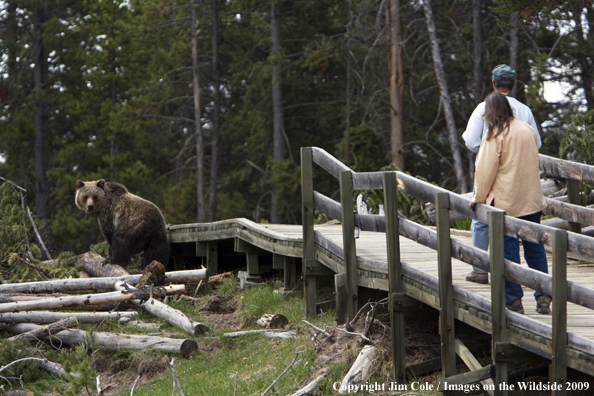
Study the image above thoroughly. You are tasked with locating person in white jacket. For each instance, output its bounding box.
[468,92,551,315]
[462,64,542,287]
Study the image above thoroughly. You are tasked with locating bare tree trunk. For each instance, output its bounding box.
[270,0,285,224]
[208,0,221,222]
[191,0,205,222]
[469,0,484,183]
[509,11,519,98]
[32,0,50,225]
[573,2,594,110]
[344,0,352,166]
[387,0,405,170]
[422,0,468,193]
[472,0,484,106]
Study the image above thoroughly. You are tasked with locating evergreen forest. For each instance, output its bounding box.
[0,0,593,258]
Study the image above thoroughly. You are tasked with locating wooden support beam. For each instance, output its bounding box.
[196,241,208,256]
[246,252,259,276]
[301,147,317,318]
[566,179,581,233]
[436,193,456,384]
[340,170,358,320]
[552,229,568,396]
[234,238,261,253]
[438,364,496,387]
[493,342,528,363]
[205,241,218,278]
[383,172,406,385]
[489,211,508,396]
[335,273,348,325]
[455,339,495,396]
[273,255,297,290]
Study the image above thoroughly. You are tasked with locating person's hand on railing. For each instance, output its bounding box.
[468,197,476,211]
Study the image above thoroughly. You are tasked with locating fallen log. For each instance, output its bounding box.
[114,282,209,336]
[0,357,67,379]
[288,375,326,396]
[9,317,78,341]
[0,323,198,357]
[0,311,137,324]
[0,270,205,294]
[222,329,296,339]
[78,252,130,277]
[256,314,288,329]
[0,289,148,314]
[338,345,377,395]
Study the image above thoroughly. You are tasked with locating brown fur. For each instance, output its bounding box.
[75,179,170,268]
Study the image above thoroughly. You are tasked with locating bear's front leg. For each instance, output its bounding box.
[107,239,133,268]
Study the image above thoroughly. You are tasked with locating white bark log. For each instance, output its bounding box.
[288,375,326,396]
[0,270,206,294]
[0,323,198,357]
[0,290,145,313]
[114,282,209,336]
[78,252,130,277]
[0,311,137,324]
[9,316,78,341]
[223,329,296,339]
[338,345,378,395]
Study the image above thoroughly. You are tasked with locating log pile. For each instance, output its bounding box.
[0,252,210,360]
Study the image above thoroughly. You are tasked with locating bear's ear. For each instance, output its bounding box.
[76,180,84,189]
[97,179,106,189]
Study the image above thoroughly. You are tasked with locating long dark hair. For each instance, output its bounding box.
[483,92,514,140]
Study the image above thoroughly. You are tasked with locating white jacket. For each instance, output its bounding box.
[462,95,541,153]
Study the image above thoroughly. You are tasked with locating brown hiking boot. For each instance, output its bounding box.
[506,299,524,314]
[465,271,489,284]
[536,295,552,315]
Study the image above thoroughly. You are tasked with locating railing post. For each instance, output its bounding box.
[340,170,358,320]
[566,179,581,234]
[436,193,456,383]
[489,211,507,396]
[552,229,568,396]
[383,172,406,384]
[301,147,317,317]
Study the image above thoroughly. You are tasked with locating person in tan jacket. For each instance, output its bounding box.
[469,92,551,315]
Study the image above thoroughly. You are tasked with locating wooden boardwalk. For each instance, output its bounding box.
[169,218,594,377]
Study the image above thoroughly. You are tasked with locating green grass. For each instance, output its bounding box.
[0,280,444,395]
[453,217,472,231]
[114,283,327,396]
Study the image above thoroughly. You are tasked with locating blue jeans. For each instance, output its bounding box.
[504,211,550,305]
[471,219,489,273]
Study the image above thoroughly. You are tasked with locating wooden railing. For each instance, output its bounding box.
[301,146,594,393]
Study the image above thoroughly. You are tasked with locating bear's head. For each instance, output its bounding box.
[75,179,107,216]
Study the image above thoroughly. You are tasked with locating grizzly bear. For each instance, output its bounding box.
[75,179,170,268]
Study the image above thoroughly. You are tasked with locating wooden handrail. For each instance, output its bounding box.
[539,154,594,184]
[309,146,594,262]
[305,146,594,312]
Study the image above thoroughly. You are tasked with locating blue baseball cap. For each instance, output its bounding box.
[492,64,515,82]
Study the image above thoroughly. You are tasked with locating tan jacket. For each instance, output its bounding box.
[474,118,546,217]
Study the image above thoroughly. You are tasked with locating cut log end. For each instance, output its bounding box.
[194,323,210,336]
[179,339,198,357]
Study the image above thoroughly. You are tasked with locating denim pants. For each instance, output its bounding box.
[471,219,489,273]
[471,212,549,304]
[503,211,550,305]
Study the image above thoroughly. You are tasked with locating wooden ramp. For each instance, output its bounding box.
[168,218,594,377]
